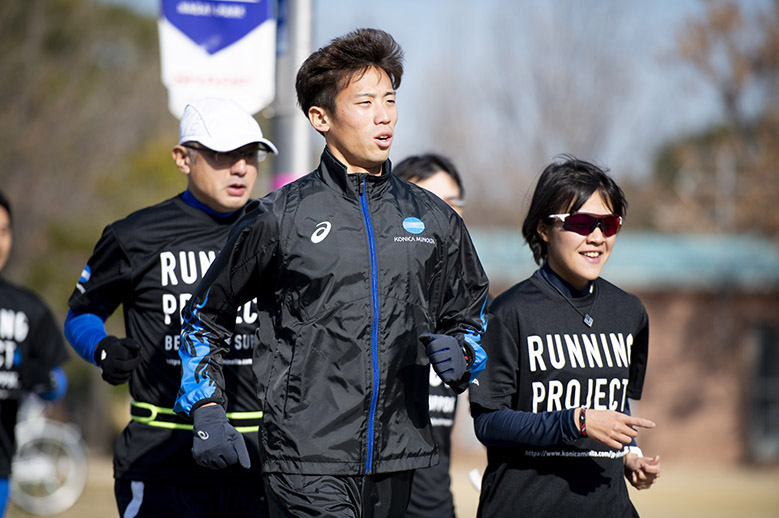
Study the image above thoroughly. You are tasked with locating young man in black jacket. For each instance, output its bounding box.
[175,29,489,518]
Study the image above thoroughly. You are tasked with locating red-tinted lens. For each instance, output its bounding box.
[561,213,597,235]
[600,214,621,236]
[562,213,621,237]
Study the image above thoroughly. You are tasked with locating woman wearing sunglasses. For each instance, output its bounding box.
[469,155,661,517]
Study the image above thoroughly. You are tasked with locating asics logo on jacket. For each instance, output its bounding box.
[310,221,332,243]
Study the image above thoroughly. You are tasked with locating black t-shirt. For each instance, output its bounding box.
[0,277,69,476]
[68,194,266,483]
[469,270,648,517]
[406,369,458,517]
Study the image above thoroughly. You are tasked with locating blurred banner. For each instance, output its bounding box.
[158,0,276,118]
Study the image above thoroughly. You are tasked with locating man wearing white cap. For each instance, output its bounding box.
[64,97,276,518]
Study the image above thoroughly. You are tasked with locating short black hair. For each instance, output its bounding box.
[522,154,627,265]
[295,28,404,117]
[393,153,464,198]
[0,190,11,225]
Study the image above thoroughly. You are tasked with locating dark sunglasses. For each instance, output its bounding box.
[547,212,623,237]
[182,144,269,164]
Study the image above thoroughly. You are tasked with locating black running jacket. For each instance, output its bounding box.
[175,148,489,476]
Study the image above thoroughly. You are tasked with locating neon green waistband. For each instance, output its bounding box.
[130,401,262,433]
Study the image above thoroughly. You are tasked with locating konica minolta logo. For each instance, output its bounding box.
[396,217,435,245]
[402,217,425,234]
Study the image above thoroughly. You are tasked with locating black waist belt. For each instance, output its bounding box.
[130,401,262,433]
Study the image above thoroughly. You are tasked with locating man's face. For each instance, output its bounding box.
[0,206,12,272]
[317,66,397,174]
[173,143,260,213]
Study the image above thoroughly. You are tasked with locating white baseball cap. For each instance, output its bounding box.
[178,97,278,154]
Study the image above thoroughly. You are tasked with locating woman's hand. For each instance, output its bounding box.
[574,408,655,449]
[624,453,661,490]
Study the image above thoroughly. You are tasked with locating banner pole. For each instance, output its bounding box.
[271,0,313,189]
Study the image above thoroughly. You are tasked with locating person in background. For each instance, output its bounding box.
[0,191,69,517]
[394,153,466,518]
[394,154,465,218]
[174,29,490,518]
[63,98,277,518]
[469,155,661,517]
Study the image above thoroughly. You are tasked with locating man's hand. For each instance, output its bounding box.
[420,333,467,385]
[576,408,656,450]
[94,336,142,385]
[624,453,661,490]
[192,404,250,470]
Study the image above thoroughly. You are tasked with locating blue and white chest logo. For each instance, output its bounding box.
[402,217,425,235]
[79,265,91,283]
[311,221,332,244]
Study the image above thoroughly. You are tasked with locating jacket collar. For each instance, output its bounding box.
[317,147,392,201]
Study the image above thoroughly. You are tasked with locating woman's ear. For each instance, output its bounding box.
[537,220,551,243]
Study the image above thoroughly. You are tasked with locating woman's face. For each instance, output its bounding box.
[412,170,464,216]
[538,190,617,290]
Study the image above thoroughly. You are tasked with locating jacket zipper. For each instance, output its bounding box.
[359,178,380,474]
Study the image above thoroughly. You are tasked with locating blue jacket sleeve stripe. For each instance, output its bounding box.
[465,296,489,383]
[174,292,217,416]
[64,310,107,365]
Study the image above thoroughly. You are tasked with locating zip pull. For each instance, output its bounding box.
[359,177,366,197]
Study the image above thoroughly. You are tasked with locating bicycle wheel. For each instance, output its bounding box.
[10,419,88,516]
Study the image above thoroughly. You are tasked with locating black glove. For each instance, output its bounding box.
[420,333,467,385]
[94,336,142,385]
[192,405,250,470]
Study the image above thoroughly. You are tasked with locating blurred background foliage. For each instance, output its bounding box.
[0,0,178,448]
[0,0,777,450]
[650,0,779,236]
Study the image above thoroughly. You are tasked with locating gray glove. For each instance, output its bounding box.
[192,405,250,470]
[420,333,467,385]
